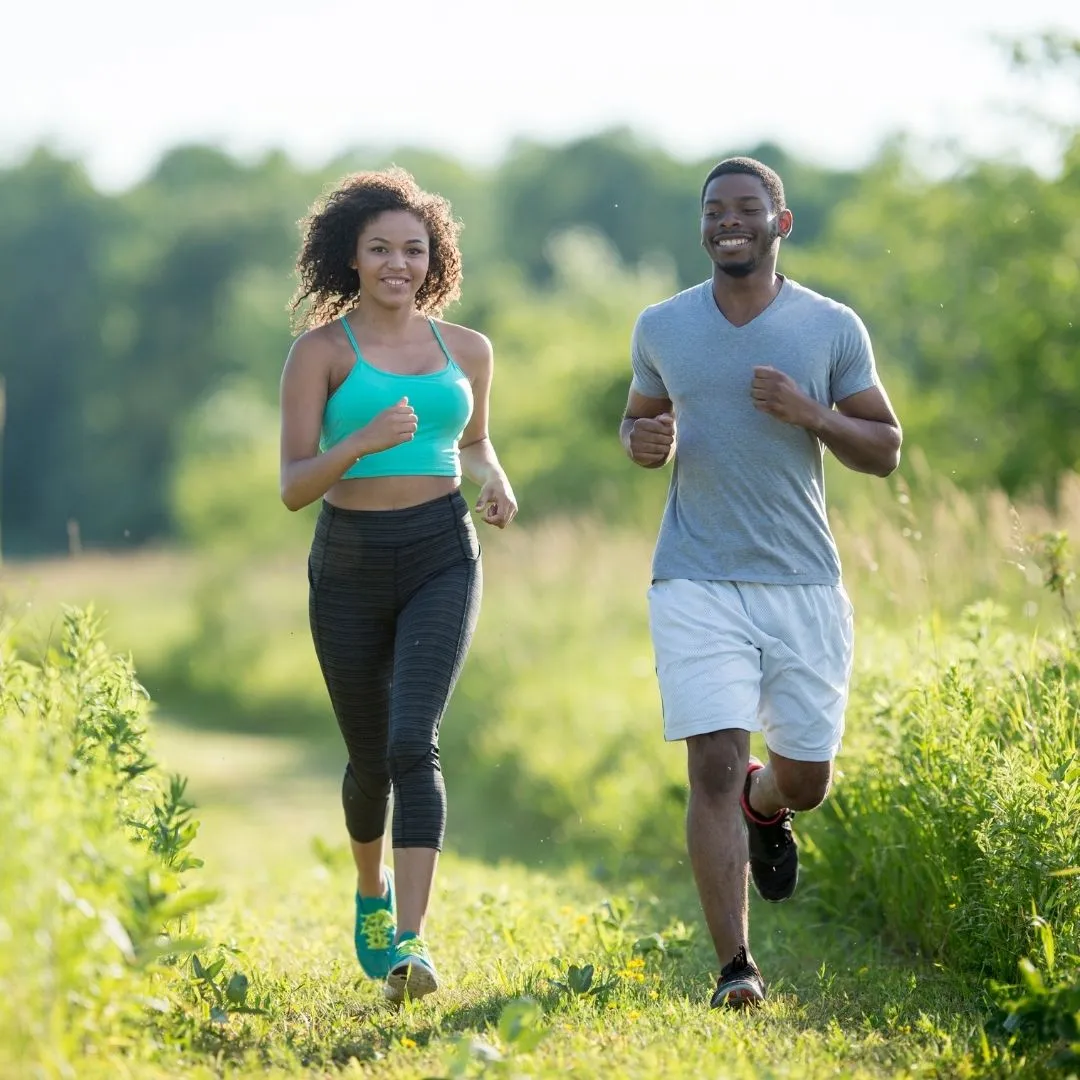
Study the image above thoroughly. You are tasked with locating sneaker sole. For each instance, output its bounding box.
[384,960,439,1003]
[712,981,766,1009]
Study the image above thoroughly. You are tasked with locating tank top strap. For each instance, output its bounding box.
[427,318,455,367]
[340,317,363,360]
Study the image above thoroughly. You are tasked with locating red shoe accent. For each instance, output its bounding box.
[741,758,786,825]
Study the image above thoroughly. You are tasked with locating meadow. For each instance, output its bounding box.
[2,468,1079,1079]
[5,81,1080,1077]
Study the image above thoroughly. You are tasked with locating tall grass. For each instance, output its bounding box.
[0,607,221,1078]
[803,613,1080,982]
[829,454,1080,628]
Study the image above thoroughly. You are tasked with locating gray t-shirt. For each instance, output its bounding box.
[630,277,879,585]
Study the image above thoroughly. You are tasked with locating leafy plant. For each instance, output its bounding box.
[994,916,1080,1070]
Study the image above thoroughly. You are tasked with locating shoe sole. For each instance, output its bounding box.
[712,980,766,1009]
[384,960,439,1003]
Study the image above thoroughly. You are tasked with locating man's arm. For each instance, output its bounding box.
[815,386,902,476]
[750,367,901,477]
[620,388,676,469]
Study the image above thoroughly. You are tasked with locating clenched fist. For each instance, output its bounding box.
[750,367,823,429]
[354,397,418,456]
[628,412,676,467]
[475,474,518,529]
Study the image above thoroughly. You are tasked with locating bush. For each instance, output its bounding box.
[994,918,1080,1073]
[803,606,1080,982]
[0,607,216,1077]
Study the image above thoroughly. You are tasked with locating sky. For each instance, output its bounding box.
[3,0,1079,191]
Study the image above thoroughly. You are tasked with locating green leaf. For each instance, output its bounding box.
[633,933,666,956]
[225,971,250,1005]
[1018,957,1046,994]
[498,996,545,1051]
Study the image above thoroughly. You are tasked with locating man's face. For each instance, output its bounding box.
[701,173,791,278]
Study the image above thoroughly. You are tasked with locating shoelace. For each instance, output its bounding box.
[395,937,430,961]
[360,909,395,950]
[722,946,749,976]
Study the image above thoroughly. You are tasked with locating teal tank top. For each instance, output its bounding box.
[321,318,474,480]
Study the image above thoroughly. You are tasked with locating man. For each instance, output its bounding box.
[620,157,901,1008]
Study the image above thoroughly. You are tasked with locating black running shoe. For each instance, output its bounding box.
[741,757,798,902]
[710,946,766,1008]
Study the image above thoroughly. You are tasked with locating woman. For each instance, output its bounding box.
[279,167,517,1003]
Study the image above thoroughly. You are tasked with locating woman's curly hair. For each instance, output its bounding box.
[290,166,463,332]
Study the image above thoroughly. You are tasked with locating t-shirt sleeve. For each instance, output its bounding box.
[630,314,669,400]
[830,308,880,404]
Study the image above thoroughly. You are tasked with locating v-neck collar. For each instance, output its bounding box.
[704,275,790,330]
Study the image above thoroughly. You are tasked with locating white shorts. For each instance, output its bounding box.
[647,578,855,761]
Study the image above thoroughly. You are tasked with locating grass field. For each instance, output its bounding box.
[2,478,1078,1078]
[57,720,1018,1080]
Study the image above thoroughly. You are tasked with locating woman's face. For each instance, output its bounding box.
[352,210,430,308]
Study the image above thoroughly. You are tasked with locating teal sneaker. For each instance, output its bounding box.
[384,932,439,1003]
[354,869,396,979]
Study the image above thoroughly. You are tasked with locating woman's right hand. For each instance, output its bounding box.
[353,398,418,457]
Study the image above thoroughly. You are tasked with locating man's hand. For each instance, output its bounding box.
[627,412,676,467]
[751,367,823,430]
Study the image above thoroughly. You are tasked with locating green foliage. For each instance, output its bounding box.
[20,120,1075,556]
[9,527,1080,1074]
[787,136,1080,498]
[0,607,242,1076]
[803,606,1080,983]
[994,917,1080,1072]
[188,950,272,1026]
[1033,529,1078,630]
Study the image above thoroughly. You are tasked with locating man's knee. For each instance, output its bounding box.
[772,757,832,811]
[686,730,750,800]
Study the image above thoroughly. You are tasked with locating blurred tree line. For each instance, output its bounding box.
[1,38,1078,556]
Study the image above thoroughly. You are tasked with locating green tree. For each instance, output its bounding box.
[788,136,1080,497]
[0,151,117,554]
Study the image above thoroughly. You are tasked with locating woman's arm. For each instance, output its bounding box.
[449,326,518,528]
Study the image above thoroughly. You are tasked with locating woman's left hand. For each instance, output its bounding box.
[475,475,518,529]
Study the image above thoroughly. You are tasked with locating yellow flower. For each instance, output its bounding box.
[400,1037,417,1050]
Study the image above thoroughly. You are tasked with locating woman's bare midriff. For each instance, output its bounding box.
[324,474,460,511]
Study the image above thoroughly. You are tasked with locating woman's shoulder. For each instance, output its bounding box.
[431,318,493,371]
[286,321,345,367]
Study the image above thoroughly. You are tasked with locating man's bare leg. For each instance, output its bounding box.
[747,751,833,816]
[686,729,753,968]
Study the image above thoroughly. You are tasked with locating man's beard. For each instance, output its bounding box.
[716,221,779,278]
[718,257,757,279]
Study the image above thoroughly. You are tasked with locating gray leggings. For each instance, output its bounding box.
[307,492,482,850]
